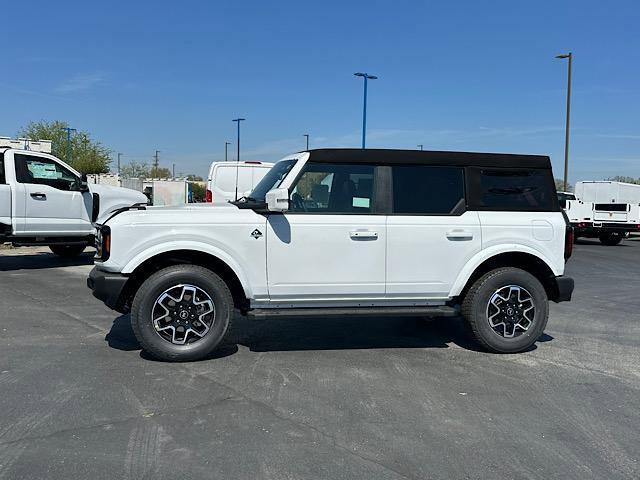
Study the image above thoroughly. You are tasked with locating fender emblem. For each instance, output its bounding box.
[251,229,263,239]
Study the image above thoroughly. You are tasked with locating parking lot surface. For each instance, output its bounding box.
[0,240,639,479]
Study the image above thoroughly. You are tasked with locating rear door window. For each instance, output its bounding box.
[391,165,465,215]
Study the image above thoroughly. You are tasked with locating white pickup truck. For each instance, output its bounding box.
[0,148,147,256]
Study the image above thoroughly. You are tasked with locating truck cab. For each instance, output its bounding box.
[0,147,147,255]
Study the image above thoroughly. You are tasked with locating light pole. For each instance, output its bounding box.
[232,118,246,201]
[61,127,76,164]
[232,118,245,161]
[224,141,231,162]
[354,72,378,148]
[117,153,123,175]
[417,144,423,151]
[303,134,309,150]
[556,52,572,192]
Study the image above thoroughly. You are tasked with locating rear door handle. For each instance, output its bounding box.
[446,229,473,240]
[30,192,47,200]
[350,230,378,240]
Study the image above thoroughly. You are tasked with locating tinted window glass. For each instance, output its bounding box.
[250,159,296,202]
[290,162,375,214]
[15,154,79,191]
[0,154,5,184]
[478,169,554,210]
[392,165,465,214]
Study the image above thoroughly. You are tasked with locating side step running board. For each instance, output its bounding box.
[247,306,459,318]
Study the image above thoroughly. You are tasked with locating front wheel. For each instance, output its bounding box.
[49,243,87,257]
[131,265,233,362]
[461,267,549,353]
[599,232,623,246]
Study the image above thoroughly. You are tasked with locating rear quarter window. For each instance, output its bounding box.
[469,168,558,211]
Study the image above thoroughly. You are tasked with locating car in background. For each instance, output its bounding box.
[206,161,273,203]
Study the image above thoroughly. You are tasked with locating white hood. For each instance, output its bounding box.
[89,184,149,223]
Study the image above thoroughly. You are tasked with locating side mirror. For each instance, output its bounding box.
[265,188,289,212]
[78,173,90,192]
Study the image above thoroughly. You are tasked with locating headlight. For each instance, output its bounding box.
[94,225,111,261]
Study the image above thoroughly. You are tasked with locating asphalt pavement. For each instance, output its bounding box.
[0,240,638,479]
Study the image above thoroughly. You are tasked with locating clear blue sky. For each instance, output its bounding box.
[1,0,638,181]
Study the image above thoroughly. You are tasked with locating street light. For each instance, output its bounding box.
[354,72,378,148]
[117,153,123,175]
[556,52,572,192]
[232,118,245,161]
[303,134,309,150]
[417,144,423,151]
[232,118,246,201]
[61,127,76,164]
[224,141,231,162]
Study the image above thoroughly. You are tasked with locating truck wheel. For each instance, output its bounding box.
[131,265,233,362]
[599,232,622,246]
[49,243,87,257]
[461,267,549,353]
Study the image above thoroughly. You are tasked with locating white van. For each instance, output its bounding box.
[206,161,274,203]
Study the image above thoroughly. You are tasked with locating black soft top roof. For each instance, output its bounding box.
[305,148,551,169]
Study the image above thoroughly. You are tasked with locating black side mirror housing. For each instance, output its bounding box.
[79,173,90,192]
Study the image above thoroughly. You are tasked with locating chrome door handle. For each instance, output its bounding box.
[350,230,378,239]
[30,192,47,200]
[446,229,473,240]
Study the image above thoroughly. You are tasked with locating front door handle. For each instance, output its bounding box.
[350,230,378,240]
[446,229,473,240]
[30,192,47,200]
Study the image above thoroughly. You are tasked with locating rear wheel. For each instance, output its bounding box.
[599,232,622,246]
[49,243,87,257]
[461,267,549,353]
[131,265,233,362]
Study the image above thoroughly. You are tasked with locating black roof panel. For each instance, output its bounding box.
[305,148,551,169]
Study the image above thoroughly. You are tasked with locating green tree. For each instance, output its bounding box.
[19,120,111,174]
[150,166,172,178]
[190,182,206,202]
[120,160,150,179]
[554,178,572,192]
[607,176,640,185]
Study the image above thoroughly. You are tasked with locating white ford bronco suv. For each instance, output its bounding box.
[88,149,574,361]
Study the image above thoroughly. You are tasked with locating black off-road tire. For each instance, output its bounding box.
[131,265,234,362]
[599,232,623,246]
[49,243,87,257]
[461,267,549,353]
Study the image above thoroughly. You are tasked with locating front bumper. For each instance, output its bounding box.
[554,276,574,303]
[87,267,128,311]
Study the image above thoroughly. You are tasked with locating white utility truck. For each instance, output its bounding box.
[562,181,640,245]
[89,148,574,361]
[1,147,147,256]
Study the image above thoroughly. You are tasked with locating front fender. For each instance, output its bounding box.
[449,244,561,297]
[120,240,254,299]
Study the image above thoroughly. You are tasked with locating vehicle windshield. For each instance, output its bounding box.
[248,159,296,201]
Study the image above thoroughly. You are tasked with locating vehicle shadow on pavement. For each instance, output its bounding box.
[0,252,94,271]
[105,313,527,359]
